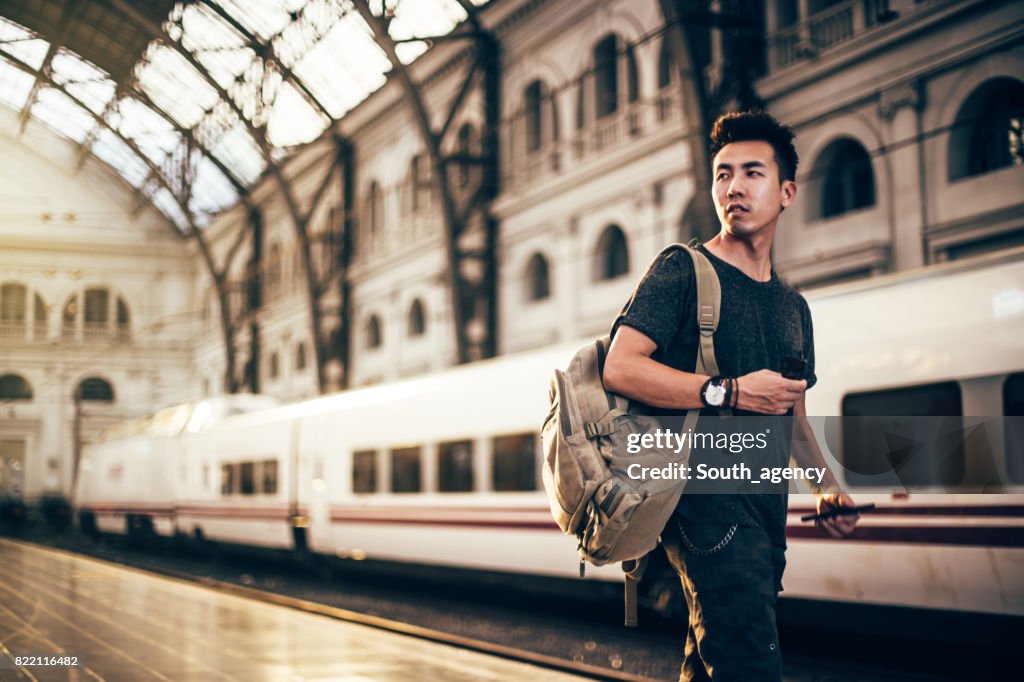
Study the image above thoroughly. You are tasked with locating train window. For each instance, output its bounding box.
[391,447,421,493]
[438,440,474,492]
[221,463,234,495]
[262,459,278,494]
[353,450,377,494]
[1004,373,1024,483]
[240,461,255,495]
[492,433,538,491]
[840,382,964,487]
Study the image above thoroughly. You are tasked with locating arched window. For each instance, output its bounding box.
[625,44,639,104]
[594,34,619,119]
[657,41,676,122]
[84,288,108,325]
[455,123,477,188]
[77,377,113,402]
[813,138,876,218]
[524,253,551,301]
[593,225,630,281]
[576,79,586,131]
[0,374,32,401]
[116,297,129,338]
[368,181,382,235]
[366,315,383,349]
[269,352,279,379]
[525,80,544,153]
[296,342,306,371]
[948,77,1024,180]
[410,154,430,213]
[408,299,426,337]
[266,243,282,300]
[658,41,674,90]
[60,288,130,341]
[0,283,26,321]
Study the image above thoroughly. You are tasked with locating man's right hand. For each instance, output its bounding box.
[735,370,806,414]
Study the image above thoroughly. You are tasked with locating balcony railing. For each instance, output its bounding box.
[0,320,26,340]
[773,1,855,69]
[0,320,48,341]
[73,322,132,343]
[501,97,689,193]
[769,0,915,71]
[572,103,645,162]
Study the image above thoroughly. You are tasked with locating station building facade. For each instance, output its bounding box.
[0,115,196,498]
[1,0,1021,499]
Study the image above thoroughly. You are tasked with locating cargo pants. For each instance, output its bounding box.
[660,516,786,681]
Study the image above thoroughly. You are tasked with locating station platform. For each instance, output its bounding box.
[0,539,594,681]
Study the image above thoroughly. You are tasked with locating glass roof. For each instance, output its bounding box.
[0,0,488,232]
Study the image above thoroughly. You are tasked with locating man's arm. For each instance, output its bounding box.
[792,396,859,538]
[603,325,808,414]
[603,326,708,409]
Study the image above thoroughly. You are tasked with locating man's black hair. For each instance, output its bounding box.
[709,111,799,183]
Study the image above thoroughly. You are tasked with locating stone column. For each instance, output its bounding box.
[878,81,926,271]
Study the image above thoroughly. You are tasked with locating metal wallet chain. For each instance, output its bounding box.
[676,518,738,556]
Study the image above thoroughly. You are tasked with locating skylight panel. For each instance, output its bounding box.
[0,57,35,110]
[210,123,266,185]
[266,81,327,147]
[0,17,48,70]
[50,48,106,83]
[178,2,252,90]
[54,50,117,115]
[151,186,190,232]
[189,157,240,219]
[212,0,296,41]
[273,0,349,67]
[31,88,95,143]
[390,0,468,63]
[64,78,116,115]
[110,97,184,167]
[90,129,150,189]
[293,13,388,118]
[136,44,219,129]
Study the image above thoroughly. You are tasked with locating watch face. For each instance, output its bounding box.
[706,383,726,406]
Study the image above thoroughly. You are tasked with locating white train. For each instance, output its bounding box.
[75,247,1024,617]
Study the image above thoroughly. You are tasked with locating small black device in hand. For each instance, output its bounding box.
[800,503,876,522]
[781,356,806,380]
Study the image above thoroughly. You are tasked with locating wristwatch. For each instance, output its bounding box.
[701,376,727,408]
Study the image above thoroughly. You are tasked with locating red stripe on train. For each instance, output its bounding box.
[327,515,1024,547]
[328,515,558,529]
[786,524,1024,547]
[788,505,1024,517]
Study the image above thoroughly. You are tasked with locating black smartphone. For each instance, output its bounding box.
[781,356,806,380]
[800,503,876,522]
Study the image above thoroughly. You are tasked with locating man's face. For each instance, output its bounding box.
[712,140,796,238]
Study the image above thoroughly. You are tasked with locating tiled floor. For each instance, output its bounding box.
[0,539,595,681]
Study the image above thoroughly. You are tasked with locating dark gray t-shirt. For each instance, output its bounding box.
[612,244,816,549]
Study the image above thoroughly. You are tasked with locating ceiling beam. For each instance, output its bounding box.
[106,0,274,162]
[126,85,250,197]
[4,51,197,234]
[192,0,335,121]
[18,0,79,135]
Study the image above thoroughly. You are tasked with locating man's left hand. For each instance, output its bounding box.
[815,492,860,538]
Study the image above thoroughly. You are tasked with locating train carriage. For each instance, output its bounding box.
[74,247,1024,617]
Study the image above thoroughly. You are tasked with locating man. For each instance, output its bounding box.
[603,111,859,681]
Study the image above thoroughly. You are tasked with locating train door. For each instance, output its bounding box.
[307,449,331,552]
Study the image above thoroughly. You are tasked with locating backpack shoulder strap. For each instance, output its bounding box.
[681,242,722,379]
